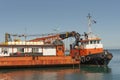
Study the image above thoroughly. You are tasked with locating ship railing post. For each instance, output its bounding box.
[72,59,75,69]
[78,56,81,69]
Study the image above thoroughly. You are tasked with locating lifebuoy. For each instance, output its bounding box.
[85,56,91,61]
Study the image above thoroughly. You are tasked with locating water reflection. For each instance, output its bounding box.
[0,66,111,80]
[80,65,111,73]
[80,66,112,80]
[0,68,79,80]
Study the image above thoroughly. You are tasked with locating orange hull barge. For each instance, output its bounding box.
[0,56,80,68]
[0,38,81,68]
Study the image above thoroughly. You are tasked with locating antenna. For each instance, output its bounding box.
[87,13,92,33]
[87,13,96,34]
[24,27,27,42]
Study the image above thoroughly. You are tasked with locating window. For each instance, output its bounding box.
[93,40,96,44]
[1,48,8,54]
[32,48,39,53]
[17,48,24,53]
[90,41,93,44]
[97,40,100,44]
[58,47,62,50]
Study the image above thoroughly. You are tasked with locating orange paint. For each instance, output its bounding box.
[80,48,103,56]
[0,56,79,67]
[70,48,103,57]
[56,45,65,56]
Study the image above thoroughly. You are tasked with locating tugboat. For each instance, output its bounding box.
[70,14,113,65]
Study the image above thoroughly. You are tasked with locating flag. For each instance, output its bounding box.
[92,20,97,24]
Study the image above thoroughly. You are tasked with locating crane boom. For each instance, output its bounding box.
[5,31,81,45]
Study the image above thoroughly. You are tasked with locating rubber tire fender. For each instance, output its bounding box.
[100,54,105,59]
[85,56,91,61]
[81,57,85,63]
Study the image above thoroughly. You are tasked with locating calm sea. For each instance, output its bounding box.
[0,49,120,80]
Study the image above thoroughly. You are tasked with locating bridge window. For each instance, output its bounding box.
[97,40,100,44]
[93,40,96,44]
[89,40,98,44]
[90,41,93,44]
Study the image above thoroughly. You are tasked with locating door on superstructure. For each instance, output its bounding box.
[56,45,64,56]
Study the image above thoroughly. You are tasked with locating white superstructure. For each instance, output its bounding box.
[0,40,57,56]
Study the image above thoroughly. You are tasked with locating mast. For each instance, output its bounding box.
[87,13,92,34]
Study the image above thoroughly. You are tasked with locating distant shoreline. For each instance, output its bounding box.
[106,49,120,51]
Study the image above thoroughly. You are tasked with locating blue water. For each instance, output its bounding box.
[0,49,120,80]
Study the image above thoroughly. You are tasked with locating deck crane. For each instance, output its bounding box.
[5,33,58,42]
[5,31,81,46]
[28,31,80,45]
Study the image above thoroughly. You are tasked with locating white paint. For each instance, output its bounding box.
[84,44,103,49]
[43,47,56,56]
[39,48,42,53]
[0,45,56,56]
[13,48,17,53]
[8,41,44,45]
[0,48,10,56]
